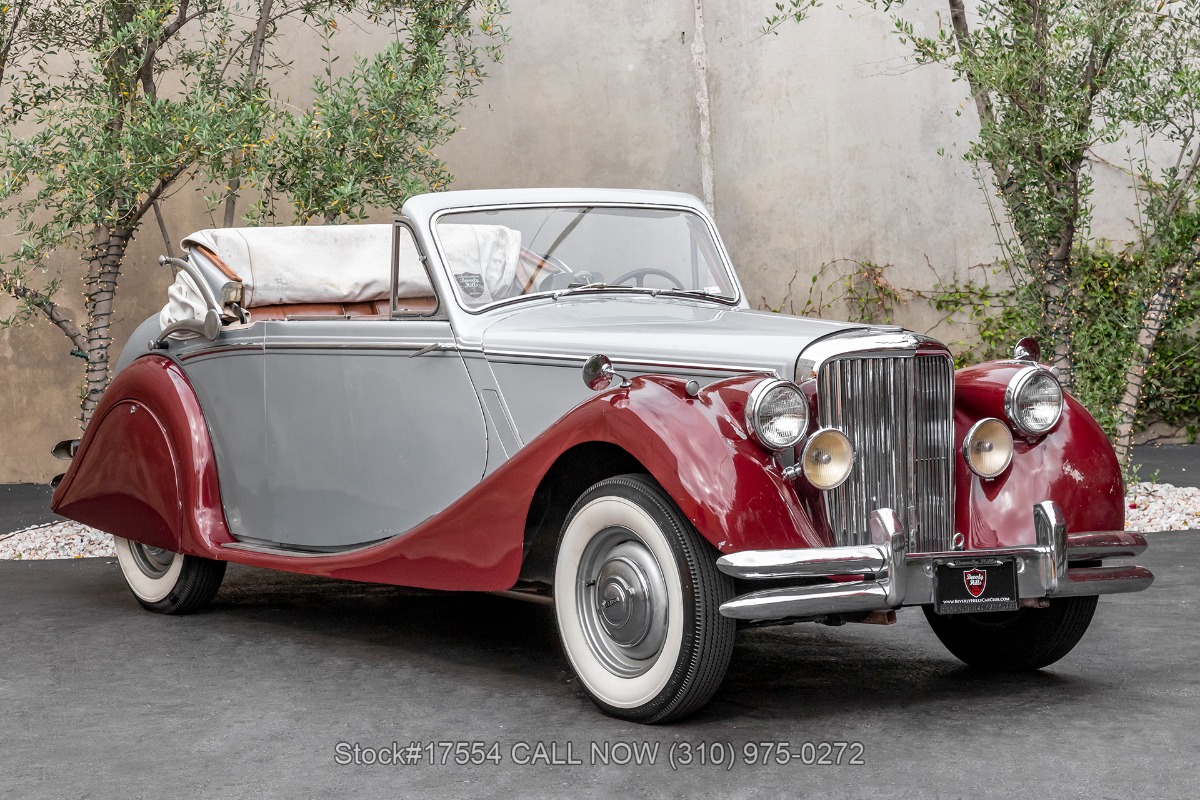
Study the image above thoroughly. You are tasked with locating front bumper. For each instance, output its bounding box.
[716,501,1154,622]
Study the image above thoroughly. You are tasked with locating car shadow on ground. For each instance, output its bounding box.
[185,563,1106,727]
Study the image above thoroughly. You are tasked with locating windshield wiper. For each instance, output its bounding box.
[656,288,733,303]
[553,283,656,299]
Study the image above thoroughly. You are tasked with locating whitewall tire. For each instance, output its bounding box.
[113,537,227,614]
[553,475,735,723]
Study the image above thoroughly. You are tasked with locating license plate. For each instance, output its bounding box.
[933,557,1018,615]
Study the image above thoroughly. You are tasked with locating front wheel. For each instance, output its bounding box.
[113,537,227,614]
[553,474,735,724]
[923,595,1098,671]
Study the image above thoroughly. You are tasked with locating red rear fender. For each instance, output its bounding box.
[51,356,234,555]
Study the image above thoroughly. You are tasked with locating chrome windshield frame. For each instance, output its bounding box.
[426,201,744,315]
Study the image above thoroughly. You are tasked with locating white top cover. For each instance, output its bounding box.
[181,223,433,308]
[158,270,210,340]
[159,223,522,334]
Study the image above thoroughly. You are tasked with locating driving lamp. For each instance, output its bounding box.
[963,417,1014,479]
[800,428,854,490]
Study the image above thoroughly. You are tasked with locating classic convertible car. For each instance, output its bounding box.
[50,188,1154,723]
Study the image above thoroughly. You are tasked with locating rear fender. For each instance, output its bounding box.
[50,356,234,555]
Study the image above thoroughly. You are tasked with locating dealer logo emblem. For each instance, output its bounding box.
[963,568,987,598]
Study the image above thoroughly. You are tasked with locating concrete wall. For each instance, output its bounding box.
[0,0,1146,482]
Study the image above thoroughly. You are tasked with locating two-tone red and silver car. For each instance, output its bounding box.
[50,188,1153,723]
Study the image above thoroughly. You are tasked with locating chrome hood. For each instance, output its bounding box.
[477,295,869,379]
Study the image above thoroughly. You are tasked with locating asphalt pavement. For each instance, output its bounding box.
[0,534,1194,799]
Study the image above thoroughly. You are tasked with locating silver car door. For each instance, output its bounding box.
[259,317,487,550]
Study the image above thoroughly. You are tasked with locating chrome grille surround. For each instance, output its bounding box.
[815,351,956,552]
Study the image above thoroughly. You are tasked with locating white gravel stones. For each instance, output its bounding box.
[0,521,115,560]
[1125,482,1200,533]
[1,483,1196,560]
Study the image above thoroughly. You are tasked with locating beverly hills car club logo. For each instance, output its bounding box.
[963,568,987,598]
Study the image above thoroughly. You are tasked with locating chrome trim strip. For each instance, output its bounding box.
[797,328,943,378]
[483,348,776,376]
[223,538,396,558]
[261,341,450,352]
[177,343,264,361]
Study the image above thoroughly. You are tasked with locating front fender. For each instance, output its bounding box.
[954,363,1124,548]
[551,375,830,553]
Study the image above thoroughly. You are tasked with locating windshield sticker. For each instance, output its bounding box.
[455,272,485,299]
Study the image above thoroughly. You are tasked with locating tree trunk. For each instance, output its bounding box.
[1111,253,1196,466]
[80,225,131,428]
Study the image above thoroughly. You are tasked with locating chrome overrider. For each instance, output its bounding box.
[716,501,1154,622]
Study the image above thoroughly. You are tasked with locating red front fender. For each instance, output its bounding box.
[542,374,831,553]
[953,363,1124,548]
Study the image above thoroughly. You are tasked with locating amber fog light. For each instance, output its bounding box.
[963,418,1014,479]
[800,428,854,490]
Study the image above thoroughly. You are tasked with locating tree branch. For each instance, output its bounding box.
[131,161,191,224]
[947,0,1039,265]
[153,198,175,258]
[223,0,275,227]
[0,0,29,88]
[0,265,88,352]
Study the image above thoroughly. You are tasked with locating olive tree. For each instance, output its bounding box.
[771,0,1200,464]
[0,0,507,426]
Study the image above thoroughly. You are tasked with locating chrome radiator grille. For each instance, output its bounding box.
[816,354,956,552]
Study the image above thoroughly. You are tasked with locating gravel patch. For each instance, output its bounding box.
[0,521,115,560]
[1126,482,1200,533]
[2,484,1196,560]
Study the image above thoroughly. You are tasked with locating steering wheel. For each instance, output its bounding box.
[610,267,685,289]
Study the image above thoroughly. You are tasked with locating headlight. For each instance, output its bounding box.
[963,418,1014,479]
[746,379,809,450]
[800,428,854,490]
[1005,367,1063,435]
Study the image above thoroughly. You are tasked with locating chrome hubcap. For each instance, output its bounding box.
[577,527,669,677]
[128,542,176,579]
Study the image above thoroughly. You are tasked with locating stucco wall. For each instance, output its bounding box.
[0,0,1146,482]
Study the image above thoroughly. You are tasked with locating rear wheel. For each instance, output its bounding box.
[553,474,735,723]
[923,595,1098,671]
[113,537,226,614]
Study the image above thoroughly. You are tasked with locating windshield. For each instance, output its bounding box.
[433,205,738,309]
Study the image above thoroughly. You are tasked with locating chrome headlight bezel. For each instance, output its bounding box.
[745,378,809,451]
[1004,366,1063,436]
